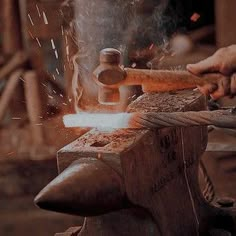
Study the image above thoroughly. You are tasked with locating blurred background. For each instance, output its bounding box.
[0,0,235,235]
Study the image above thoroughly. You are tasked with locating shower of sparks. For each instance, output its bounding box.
[35,37,42,47]
[35,123,43,126]
[36,4,41,17]
[28,14,34,26]
[51,39,56,49]
[43,11,49,24]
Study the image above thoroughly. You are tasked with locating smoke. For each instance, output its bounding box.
[61,0,177,112]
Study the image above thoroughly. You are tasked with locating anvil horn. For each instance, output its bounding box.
[34,158,128,216]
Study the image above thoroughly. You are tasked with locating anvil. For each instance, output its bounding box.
[35,90,236,235]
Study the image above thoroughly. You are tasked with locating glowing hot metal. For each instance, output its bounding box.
[63,112,134,129]
[63,110,236,129]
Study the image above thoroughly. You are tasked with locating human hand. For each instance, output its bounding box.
[187,45,236,99]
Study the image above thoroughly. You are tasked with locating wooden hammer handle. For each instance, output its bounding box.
[124,68,224,92]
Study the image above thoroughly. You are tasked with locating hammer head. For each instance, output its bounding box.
[93,48,126,104]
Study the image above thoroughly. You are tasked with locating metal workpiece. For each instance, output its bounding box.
[63,109,236,129]
[131,109,236,129]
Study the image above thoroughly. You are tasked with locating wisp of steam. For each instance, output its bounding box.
[61,0,177,112]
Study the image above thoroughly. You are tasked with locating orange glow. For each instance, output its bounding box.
[63,113,134,129]
[190,13,200,22]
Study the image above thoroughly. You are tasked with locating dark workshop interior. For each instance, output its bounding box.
[0,0,236,235]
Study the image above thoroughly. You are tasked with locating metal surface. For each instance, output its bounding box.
[63,110,236,129]
[133,109,236,129]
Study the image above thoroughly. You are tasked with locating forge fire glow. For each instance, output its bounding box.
[63,113,133,129]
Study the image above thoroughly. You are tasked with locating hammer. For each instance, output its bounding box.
[93,48,225,104]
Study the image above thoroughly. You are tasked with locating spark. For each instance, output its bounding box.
[12,117,21,120]
[52,75,56,80]
[7,152,15,156]
[48,95,53,99]
[35,37,42,47]
[149,43,154,50]
[62,103,68,106]
[35,123,43,126]
[56,68,60,75]
[20,77,25,82]
[66,45,70,56]
[51,39,56,49]
[53,90,57,94]
[54,50,59,59]
[43,11,49,24]
[41,83,47,87]
[159,55,165,61]
[28,30,34,39]
[60,94,64,98]
[190,13,200,22]
[28,13,34,26]
[61,25,64,35]
[36,4,41,17]
[131,62,136,68]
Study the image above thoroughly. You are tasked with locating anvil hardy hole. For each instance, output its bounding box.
[91,141,110,147]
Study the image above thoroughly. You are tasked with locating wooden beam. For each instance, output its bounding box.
[0,69,24,123]
[2,0,23,55]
